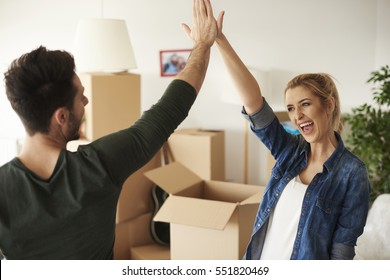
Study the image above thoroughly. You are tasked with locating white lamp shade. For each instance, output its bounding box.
[73,18,137,73]
[248,67,271,98]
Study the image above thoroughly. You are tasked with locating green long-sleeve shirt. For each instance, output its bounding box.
[0,79,196,259]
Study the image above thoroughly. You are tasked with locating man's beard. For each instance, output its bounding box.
[66,111,82,142]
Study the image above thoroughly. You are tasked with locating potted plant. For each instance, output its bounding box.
[344,65,390,203]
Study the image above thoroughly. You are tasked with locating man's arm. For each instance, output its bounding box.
[179,0,217,93]
[88,0,218,186]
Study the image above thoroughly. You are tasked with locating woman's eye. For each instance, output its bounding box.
[302,102,310,107]
[287,107,294,112]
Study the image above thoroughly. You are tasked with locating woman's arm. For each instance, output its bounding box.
[215,11,264,115]
[331,163,370,259]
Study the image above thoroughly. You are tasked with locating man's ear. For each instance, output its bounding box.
[53,107,68,126]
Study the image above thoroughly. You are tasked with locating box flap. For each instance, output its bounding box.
[241,191,264,206]
[154,196,237,230]
[144,162,202,194]
[173,128,201,134]
[174,128,222,137]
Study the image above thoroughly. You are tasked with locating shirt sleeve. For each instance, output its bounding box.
[241,98,275,130]
[86,79,197,186]
[241,99,302,168]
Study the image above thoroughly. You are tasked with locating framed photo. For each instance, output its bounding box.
[160,49,192,77]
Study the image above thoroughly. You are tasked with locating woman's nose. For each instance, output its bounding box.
[295,111,303,120]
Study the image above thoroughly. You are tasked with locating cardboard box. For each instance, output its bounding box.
[79,72,141,141]
[167,129,225,180]
[114,212,154,260]
[116,151,161,224]
[144,162,264,260]
[130,244,170,260]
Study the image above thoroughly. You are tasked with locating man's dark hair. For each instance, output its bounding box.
[4,46,77,135]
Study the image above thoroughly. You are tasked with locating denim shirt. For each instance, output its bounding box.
[242,100,370,260]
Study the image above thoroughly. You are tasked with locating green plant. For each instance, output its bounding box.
[344,65,390,203]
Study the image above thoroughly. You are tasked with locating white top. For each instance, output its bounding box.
[260,176,307,260]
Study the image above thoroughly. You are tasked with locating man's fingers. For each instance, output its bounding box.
[193,0,197,22]
[194,0,203,21]
[204,0,214,18]
[199,0,206,17]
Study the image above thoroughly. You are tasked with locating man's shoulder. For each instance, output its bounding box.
[0,158,17,173]
[0,159,21,193]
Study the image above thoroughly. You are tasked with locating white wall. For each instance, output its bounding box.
[376,0,390,68]
[0,0,389,184]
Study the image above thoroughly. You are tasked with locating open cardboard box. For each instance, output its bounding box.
[144,162,265,260]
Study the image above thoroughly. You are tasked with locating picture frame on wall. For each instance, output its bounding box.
[160,49,192,77]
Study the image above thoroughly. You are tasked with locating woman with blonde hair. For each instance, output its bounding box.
[214,10,370,259]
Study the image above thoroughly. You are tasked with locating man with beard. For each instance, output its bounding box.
[0,0,218,260]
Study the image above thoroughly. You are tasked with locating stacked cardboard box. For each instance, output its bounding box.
[114,153,161,259]
[167,128,225,180]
